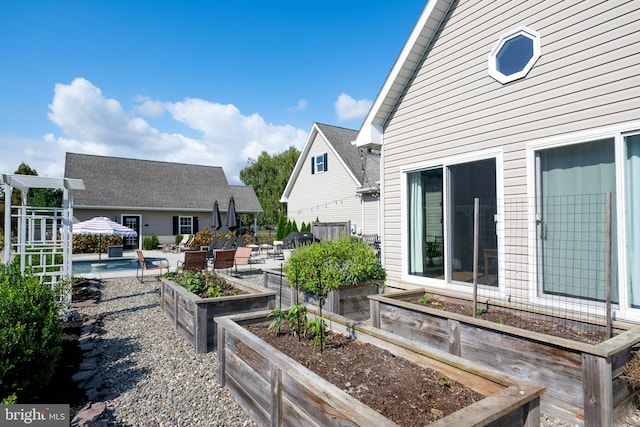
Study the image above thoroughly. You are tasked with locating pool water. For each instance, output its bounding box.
[72,258,139,274]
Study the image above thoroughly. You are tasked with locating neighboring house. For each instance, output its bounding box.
[64,153,262,248]
[281,122,380,236]
[355,2,640,321]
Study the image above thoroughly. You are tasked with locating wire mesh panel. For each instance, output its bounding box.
[474,194,613,336]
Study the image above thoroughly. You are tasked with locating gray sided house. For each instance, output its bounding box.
[281,122,380,236]
[64,153,262,248]
[355,2,640,322]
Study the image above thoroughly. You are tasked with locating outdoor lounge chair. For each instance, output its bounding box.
[212,249,235,272]
[177,250,207,271]
[136,249,170,282]
[233,246,262,272]
[178,234,192,252]
[222,236,237,250]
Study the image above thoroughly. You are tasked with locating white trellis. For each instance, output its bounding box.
[2,174,84,308]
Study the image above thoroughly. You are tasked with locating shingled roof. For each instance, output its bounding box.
[64,153,262,213]
[315,123,380,188]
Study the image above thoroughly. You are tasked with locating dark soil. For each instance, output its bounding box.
[408,295,608,344]
[246,322,484,426]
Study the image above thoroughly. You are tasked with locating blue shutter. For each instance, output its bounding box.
[311,157,315,174]
[324,153,328,171]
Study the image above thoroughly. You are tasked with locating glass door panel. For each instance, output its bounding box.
[537,139,617,302]
[448,159,497,284]
[626,134,640,307]
[408,169,444,278]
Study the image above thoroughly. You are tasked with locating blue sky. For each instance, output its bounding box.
[0,1,425,184]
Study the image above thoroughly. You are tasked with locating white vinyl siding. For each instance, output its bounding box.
[381,0,640,284]
[287,133,363,229]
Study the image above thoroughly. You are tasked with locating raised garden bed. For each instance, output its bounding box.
[160,273,276,353]
[263,269,383,321]
[369,288,640,426]
[217,310,544,426]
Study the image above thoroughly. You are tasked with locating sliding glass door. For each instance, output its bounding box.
[407,158,497,284]
[536,139,617,302]
[408,168,444,278]
[626,134,640,307]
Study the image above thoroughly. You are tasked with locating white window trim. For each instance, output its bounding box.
[400,148,505,297]
[488,26,541,84]
[178,215,193,235]
[525,120,640,321]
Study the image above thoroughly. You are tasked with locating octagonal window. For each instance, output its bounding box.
[488,27,540,84]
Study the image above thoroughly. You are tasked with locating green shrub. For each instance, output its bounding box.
[142,234,159,250]
[284,237,385,292]
[284,237,385,353]
[72,234,122,254]
[0,261,62,402]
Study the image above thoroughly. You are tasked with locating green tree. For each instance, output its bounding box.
[239,146,300,229]
[0,163,63,237]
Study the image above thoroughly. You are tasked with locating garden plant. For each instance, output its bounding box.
[278,237,385,352]
[0,260,62,403]
[164,269,240,298]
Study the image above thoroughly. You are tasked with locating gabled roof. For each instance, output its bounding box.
[281,123,380,201]
[355,0,455,147]
[64,153,262,213]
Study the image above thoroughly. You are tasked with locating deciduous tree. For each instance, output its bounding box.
[240,146,299,229]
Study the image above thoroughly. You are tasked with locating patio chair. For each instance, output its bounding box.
[215,236,227,249]
[212,249,235,272]
[223,236,237,250]
[235,235,244,248]
[178,235,193,252]
[136,249,170,282]
[233,246,259,272]
[177,250,207,271]
[202,234,220,260]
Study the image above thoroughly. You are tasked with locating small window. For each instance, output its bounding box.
[179,216,193,235]
[488,27,540,84]
[311,153,328,174]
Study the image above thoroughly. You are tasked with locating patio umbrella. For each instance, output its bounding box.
[72,216,137,263]
[211,200,222,230]
[226,196,239,231]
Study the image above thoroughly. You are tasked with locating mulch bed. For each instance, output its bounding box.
[246,322,484,426]
[406,295,608,344]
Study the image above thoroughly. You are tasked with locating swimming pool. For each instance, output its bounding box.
[72,258,140,274]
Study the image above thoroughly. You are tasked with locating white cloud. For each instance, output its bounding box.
[334,92,373,122]
[288,99,308,112]
[40,78,308,184]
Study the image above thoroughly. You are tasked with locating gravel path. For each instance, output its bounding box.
[82,275,256,426]
[81,273,640,427]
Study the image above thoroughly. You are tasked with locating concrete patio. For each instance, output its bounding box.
[73,248,286,280]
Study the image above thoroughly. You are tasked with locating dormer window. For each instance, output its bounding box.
[311,153,328,174]
[488,27,540,84]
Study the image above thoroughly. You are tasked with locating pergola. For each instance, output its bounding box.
[2,174,85,284]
